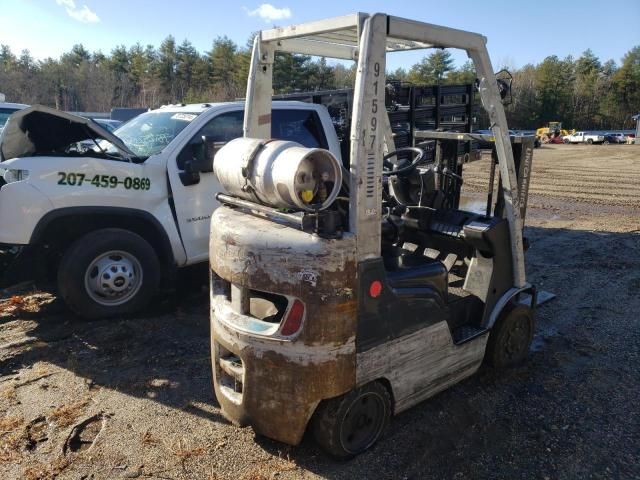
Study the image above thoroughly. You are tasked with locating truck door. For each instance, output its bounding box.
[167,106,331,264]
[167,109,244,264]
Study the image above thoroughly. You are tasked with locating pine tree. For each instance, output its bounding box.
[157,36,177,102]
[208,36,238,100]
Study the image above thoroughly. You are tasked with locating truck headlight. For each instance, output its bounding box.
[1,168,30,183]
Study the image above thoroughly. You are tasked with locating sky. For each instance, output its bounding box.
[1,0,639,71]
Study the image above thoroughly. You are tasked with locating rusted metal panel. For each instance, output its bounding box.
[210,206,358,444]
[356,321,487,413]
[212,313,355,444]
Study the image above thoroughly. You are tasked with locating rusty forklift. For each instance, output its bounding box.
[209,12,537,458]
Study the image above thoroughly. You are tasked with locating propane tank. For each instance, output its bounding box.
[214,137,342,211]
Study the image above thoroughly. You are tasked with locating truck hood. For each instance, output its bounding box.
[0,105,135,161]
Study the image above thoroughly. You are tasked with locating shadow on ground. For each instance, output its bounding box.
[0,263,227,424]
[1,225,639,479]
[256,225,640,479]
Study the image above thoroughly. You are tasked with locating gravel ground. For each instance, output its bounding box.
[1,144,639,480]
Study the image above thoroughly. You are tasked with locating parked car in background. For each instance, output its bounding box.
[603,132,626,144]
[563,131,605,144]
[0,103,29,135]
[474,129,529,149]
[93,118,123,132]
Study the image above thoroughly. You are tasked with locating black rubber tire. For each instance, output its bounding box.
[485,303,534,368]
[312,382,391,459]
[563,138,570,144]
[57,228,160,319]
[587,138,593,144]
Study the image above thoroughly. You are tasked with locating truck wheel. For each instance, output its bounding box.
[587,138,593,144]
[485,304,534,368]
[312,382,391,459]
[57,228,160,319]
[563,138,570,144]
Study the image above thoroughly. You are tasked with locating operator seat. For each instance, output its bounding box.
[383,248,448,296]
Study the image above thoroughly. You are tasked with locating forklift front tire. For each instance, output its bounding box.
[312,381,391,459]
[485,303,534,368]
[57,228,160,319]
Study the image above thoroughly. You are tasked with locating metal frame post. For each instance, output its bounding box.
[468,48,526,287]
[244,35,274,139]
[348,14,387,260]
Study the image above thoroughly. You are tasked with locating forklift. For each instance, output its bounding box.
[209,12,537,458]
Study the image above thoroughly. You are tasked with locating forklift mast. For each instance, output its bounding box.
[243,12,526,288]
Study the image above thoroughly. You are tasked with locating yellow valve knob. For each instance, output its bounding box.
[301,190,314,203]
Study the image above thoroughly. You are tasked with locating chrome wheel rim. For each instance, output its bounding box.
[84,250,142,306]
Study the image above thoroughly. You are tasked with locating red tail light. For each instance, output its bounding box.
[369,280,383,298]
[280,299,304,336]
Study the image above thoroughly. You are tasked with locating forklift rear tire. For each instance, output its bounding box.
[485,304,534,368]
[57,228,160,319]
[311,382,391,459]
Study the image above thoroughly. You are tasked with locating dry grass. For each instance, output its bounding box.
[0,293,56,318]
[23,456,70,480]
[242,474,269,480]
[167,437,208,474]
[49,396,91,428]
[169,438,206,460]
[0,384,18,404]
[0,415,24,434]
[0,295,28,317]
[30,363,51,378]
[272,456,297,473]
[141,429,159,446]
[238,455,297,480]
[0,415,26,463]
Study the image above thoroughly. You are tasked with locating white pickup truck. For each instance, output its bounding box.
[0,102,340,318]
[563,131,605,144]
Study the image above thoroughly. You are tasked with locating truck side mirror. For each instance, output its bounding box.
[179,159,201,186]
[187,135,217,173]
[177,135,219,186]
[198,135,217,173]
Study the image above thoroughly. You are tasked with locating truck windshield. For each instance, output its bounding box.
[0,108,20,131]
[105,111,200,158]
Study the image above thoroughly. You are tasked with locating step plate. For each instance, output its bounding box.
[452,325,488,345]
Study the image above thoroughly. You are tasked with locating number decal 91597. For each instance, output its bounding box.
[57,172,151,190]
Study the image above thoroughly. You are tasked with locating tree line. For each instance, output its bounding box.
[1,36,638,130]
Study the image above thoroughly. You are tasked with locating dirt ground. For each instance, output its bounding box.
[1,144,639,480]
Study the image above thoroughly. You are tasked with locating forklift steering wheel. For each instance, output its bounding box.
[383,147,425,176]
